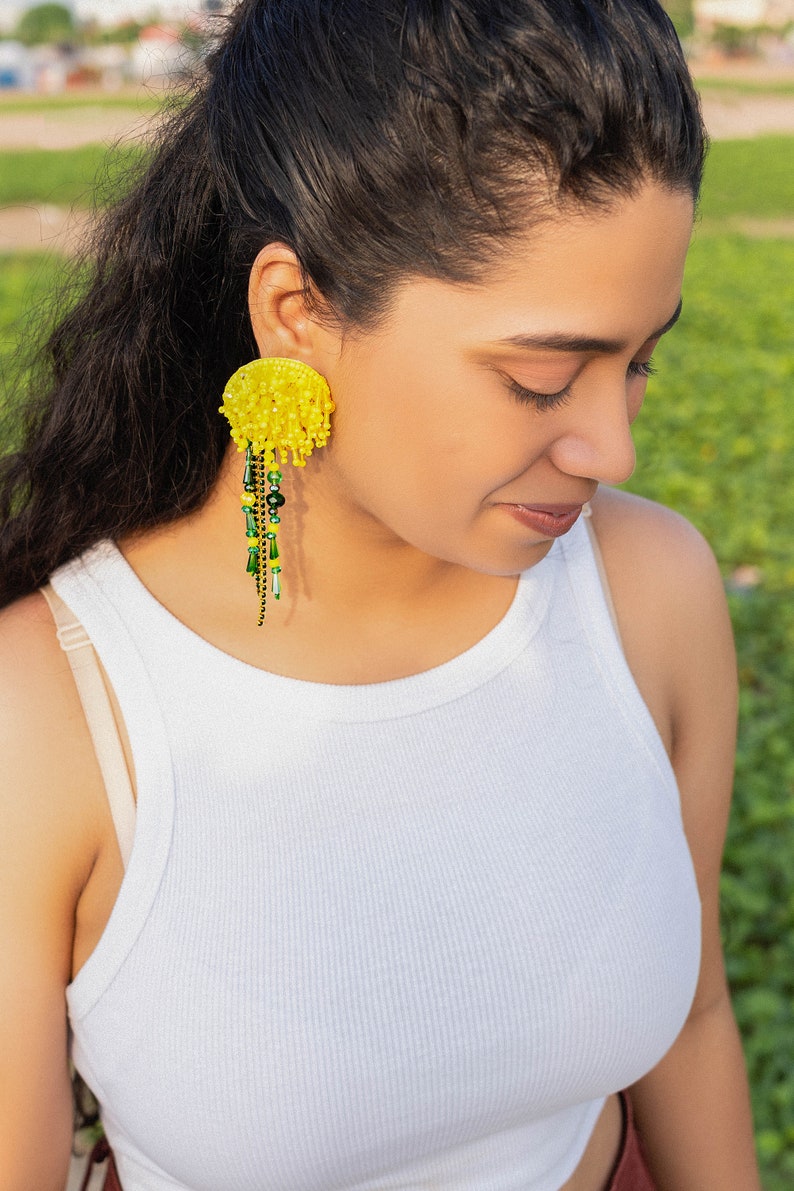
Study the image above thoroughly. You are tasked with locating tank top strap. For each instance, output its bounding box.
[40,582,136,869]
[581,502,625,653]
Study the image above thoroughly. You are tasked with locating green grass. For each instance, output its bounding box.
[724,591,794,1188]
[0,91,167,113]
[1,130,793,1187]
[698,136,794,223]
[0,131,786,225]
[695,76,794,97]
[623,228,794,1188]
[0,252,68,353]
[0,143,148,208]
[626,141,794,1180]
[627,233,794,590]
[0,254,72,421]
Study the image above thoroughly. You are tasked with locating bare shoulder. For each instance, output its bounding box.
[589,486,723,599]
[0,595,107,1184]
[0,590,74,763]
[587,487,735,752]
[588,486,730,645]
[0,588,72,702]
[0,589,95,798]
[0,590,101,928]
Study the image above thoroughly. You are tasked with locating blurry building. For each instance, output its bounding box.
[0,39,33,88]
[72,0,231,23]
[130,23,189,81]
[695,0,794,27]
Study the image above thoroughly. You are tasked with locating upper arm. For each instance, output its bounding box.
[0,593,102,1188]
[663,530,737,1016]
[591,489,737,1015]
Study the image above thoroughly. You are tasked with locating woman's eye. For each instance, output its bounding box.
[627,357,657,379]
[507,378,573,410]
[506,357,656,409]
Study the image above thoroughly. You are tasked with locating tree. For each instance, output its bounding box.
[664,0,695,40]
[15,3,77,46]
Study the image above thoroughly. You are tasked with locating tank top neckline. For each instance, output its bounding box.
[75,529,565,722]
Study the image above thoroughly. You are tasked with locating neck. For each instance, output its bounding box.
[122,446,519,683]
[206,446,487,616]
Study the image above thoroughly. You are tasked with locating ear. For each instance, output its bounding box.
[247,244,330,364]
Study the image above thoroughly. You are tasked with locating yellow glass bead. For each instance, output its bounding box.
[219,357,335,465]
[241,493,255,506]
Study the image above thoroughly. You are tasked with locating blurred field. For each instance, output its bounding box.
[624,139,794,1183]
[698,135,794,223]
[0,97,793,1187]
[697,77,794,95]
[0,87,164,113]
[0,252,67,374]
[0,144,147,206]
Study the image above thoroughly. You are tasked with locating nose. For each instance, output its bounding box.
[545,385,637,485]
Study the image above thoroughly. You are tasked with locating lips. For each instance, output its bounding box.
[499,502,584,537]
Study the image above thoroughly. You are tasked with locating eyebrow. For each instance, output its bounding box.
[491,297,683,355]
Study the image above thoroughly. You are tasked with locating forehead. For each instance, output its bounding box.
[385,183,694,349]
[499,183,692,286]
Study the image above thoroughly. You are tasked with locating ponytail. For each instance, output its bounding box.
[0,86,258,603]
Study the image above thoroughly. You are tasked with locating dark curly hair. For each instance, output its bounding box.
[0,0,706,606]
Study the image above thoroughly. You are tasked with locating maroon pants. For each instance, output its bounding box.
[83,1094,654,1191]
[607,1092,656,1190]
[79,1137,122,1191]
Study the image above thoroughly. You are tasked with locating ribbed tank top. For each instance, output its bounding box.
[51,517,700,1191]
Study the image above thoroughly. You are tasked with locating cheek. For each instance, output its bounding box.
[328,338,553,542]
[324,368,470,530]
[330,355,497,500]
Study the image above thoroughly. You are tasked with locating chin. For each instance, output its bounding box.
[434,537,556,579]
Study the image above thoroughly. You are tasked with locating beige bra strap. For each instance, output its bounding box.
[40,583,136,870]
[581,505,625,653]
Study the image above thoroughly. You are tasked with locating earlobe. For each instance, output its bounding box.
[247,244,314,359]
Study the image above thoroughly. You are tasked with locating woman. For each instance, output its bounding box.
[0,1,761,1189]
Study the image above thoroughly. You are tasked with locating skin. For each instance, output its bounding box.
[0,181,761,1190]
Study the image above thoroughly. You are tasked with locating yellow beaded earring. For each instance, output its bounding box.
[219,357,334,625]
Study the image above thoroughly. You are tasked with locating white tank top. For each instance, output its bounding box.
[51,516,700,1191]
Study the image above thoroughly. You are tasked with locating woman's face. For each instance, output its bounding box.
[313,181,694,576]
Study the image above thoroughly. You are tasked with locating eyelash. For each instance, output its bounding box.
[507,357,657,410]
[628,358,658,380]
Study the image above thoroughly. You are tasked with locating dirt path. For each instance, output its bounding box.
[0,106,154,150]
[0,103,153,253]
[0,203,94,255]
[1,90,793,150]
[1,88,793,254]
[700,91,794,138]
